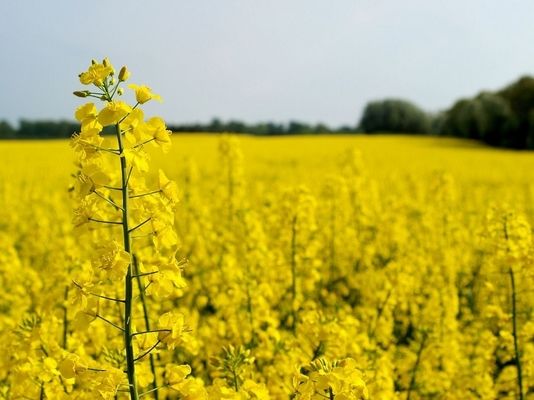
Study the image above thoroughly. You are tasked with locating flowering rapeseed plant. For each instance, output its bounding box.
[69,58,194,399]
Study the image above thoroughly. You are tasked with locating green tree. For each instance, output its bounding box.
[0,120,15,138]
[359,99,430,134]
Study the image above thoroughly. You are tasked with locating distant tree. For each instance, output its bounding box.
[441,98,483,139]
[441,90,519,148]
[313,123,331,134]
[208,118,223,132]
[498,76,534,148]
[475,92,517,146]
[287,121,311,134]
[359,99,431,134]
[428,112,446,135]
[338,125,356,133]
[264,122,285,135]
[18,120,79,139]
[226,120,247,133]
[0,120,15,138]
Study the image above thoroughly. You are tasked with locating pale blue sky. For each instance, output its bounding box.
[1,1,533,127]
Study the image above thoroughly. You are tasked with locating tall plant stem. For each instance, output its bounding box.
[290,215,298,333]
[407,332,427,400]
[509,267,524,400]
[133,254,159,400]
[116,122,139,400]
[62,286,69,349]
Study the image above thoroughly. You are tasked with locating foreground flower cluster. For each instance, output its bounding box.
[0,59,532,399]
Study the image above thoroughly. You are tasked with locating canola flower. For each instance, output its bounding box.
[68,58,196,399]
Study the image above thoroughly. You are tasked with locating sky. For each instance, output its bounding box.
[1,0,534,127]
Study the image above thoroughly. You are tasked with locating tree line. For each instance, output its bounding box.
[359,76,534,149]
[0,118,357,139]
[2,75,534,149]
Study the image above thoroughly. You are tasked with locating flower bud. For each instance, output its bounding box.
[118,66,130,82]
[91,59,97,65]
[73,91,90,98]
[117,88,124,96]
[103,58,115,75]
[109,78,115,86]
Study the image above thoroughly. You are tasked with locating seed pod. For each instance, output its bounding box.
[73,91,90,98]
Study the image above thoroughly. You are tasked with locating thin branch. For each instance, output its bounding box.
[131,271,159,279]
[125,166,134,187]
[91,293,126,303]
[129,218,152,233]
[88,217,123,225]
[130,190,161,199]
[103,185,123,191]
[87,367,108,373]
[94,190,124,211]
[117,102,139,125]
[134,340,161,362]
[140,384,172,398]
[133,138,155,149]
[132,329,170,337]
[96,314,125,332]
[121,127,134,135]
[72,280,125,303]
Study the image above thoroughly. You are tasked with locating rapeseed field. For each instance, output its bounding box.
[0,60,532,399]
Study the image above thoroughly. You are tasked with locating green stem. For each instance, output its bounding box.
[232,368,239,392]
[62,286,69,349]
[133,254,160,400]
[329,200,336,282]
[406,332,427,400]
[116,121,139,400]
[290,215,298,334]
[509,267,524,400]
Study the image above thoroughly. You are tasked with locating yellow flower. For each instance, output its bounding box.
[71,130,104,160]
[72,195,102,227]
[75,102,103,132]
[159,170,179,203]
[75,103,97,122]
[166,364,192,389]
[58,354,87,379]
[91,241,131,280]
[82,163,111,188]
[146,117,172,152]
[79,61,113,86]
[158,311,187,349]
[96,367,125,399]
[146,256,187,298]
[129,84,162,104]
[98,101,132,126]
[123,148,150,173]
[151,212,178,250]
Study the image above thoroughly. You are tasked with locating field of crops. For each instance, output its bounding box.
[0,61,533,400]
[0,133,533,399]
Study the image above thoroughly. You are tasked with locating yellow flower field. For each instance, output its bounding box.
[0,131,533,399]
[3,53,534,399]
